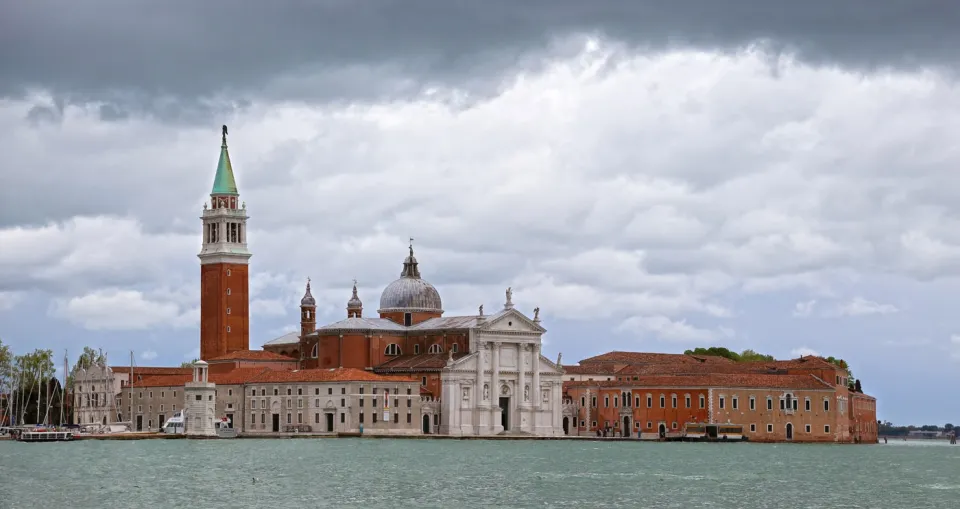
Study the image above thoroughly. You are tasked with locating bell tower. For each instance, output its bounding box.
[198,125,251,360]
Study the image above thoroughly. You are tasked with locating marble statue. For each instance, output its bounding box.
[533,307,540,321]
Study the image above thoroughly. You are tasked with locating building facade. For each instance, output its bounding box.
[268,247,566,437]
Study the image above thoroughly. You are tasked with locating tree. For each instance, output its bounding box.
[683,347,776,363]
[67,347,106,388]
[180,359,199,368]
[0,338,13,425]
[854,379,862,393]
[739,349,775,362]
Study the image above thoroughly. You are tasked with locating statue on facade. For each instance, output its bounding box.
[483,383,489,400]
[533,307,540,321]
[222,124,228,144]
[556,352,562,367]
[478,304,484,316]
[505,287,514,309]
[524,384,529,401]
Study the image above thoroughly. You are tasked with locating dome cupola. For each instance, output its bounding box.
[347,279,363,317]
[378,241,443,317]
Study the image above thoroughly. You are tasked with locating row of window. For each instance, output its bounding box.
[579,420,834,435]
[250,397,414,409]
[384,343,457,356]
[249,386,415,397]
[252,411,415,426]
[585,393,833,413]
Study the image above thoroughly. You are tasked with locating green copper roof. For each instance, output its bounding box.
[211,139,239,196]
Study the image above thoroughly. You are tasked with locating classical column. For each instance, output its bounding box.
[491,342,501,427]
[532,343,541,409]
[517,343,526,407]
[475,342,485,406]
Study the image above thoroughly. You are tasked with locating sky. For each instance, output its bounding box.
[1,0,959,425]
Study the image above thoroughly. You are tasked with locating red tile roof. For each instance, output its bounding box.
[250,368,417,384]
[110,366,192,376]
[206,350,298,362]
[374,353,467,372]
[563,364,621,375]
[566,373,834,391]
[577,351,734,365]
[132,368,273,387]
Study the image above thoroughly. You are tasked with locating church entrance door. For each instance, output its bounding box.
[422,414,431,434]
[272,414,280,432]
[499,397,510,431]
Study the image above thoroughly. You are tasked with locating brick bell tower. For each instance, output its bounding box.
[198,125,251,360]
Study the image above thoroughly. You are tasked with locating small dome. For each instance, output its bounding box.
[378,244,442,313]
[347,280,363,310]
[301,278,316,306]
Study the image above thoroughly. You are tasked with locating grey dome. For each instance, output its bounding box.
[378,245,443,313]
[300,279,316,306]
[347,280,363,310]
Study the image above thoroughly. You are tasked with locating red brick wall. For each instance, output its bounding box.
[200,263,249,361]
[379,311,442,326]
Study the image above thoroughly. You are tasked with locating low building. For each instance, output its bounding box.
[562,352,878,443]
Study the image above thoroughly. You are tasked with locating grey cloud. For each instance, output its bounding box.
[2,0,958,117]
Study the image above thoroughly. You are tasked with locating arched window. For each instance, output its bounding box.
[385,344,402,356]
[452,343,459,353]
[428,344,443,354]
[311,343,318,358]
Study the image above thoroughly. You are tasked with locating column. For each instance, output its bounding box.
[517,343,526,407]
[532,344,541,409]
[475,342,485,405]
[491,342,500,428]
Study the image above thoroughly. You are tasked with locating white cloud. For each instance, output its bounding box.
[790,347,820,358]
[792,300,817,318]
[835,297,899,317]
[141,350,158,361]
[617,315,735,342]
[0,291,23,311]
[51,288,197,331]
[950,335,960,361]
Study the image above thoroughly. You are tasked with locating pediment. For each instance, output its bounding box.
[479,308,545,334]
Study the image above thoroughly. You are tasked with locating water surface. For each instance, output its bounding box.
[1,438,957,508]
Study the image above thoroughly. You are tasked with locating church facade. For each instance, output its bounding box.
[264,248,566,436]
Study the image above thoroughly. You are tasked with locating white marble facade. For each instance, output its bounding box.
[439,305,565,436]
[184,361,217,437]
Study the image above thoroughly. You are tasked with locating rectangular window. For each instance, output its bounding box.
[359,413,364,423]
[422,377,427,386]
[671,395,677,408]
[297,388,303,396]
[406,399,411,408]
[659,396,665,408]
[315,388,320,395]
[685,395,691,408]
[315,399,319,407]
[767,398,773,410]
[252,413,256,424]
[604,396,609,408]
[286,413,291,424]
[592,397,597,407]
[824,425,831,433]
[297,413,303,424]
[647,396,652,408]
[805,424,811,433]
[719,397,725,409]
[341,398,345,407]
[732,397,738,410]
[767,424,773,433]
[315,413,320,424]
[360,399,364,407]
[287,389,292,396]
[750,424,756,432]
[328,388,333,395]
[341,413,345,423]
[824,399,830,412]
[699,395,705,409]
[394,413,399,424]
[635,396,640,407]
[406,413,411,424]
[749,397,755,410]
[373,413,378,424]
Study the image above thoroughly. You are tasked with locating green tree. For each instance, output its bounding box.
[66,347,106,388]
[683,347,776,363]
[739,349,775,362]
[180,359,199,368]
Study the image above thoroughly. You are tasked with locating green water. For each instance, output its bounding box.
[1,439,957,508]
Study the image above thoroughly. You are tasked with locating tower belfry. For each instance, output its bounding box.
[198,125,252,360]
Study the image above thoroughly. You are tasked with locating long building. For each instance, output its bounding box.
[561,352,878,443]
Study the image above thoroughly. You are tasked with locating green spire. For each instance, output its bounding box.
[211,124,239,195]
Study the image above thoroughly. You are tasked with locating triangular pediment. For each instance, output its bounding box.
[479,308,545,333]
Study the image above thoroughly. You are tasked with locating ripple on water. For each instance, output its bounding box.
[1,439,958,509]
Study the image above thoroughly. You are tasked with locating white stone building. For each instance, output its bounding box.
[184,361,217,436]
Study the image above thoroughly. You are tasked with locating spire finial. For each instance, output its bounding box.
[222,124,228,147]
[301,277,316,307]
[409,237,414,257]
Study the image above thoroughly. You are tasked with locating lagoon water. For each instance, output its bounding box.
[1,438,957,508]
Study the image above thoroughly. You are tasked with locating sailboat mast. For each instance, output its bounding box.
[61,350,67,426]
[129,350,133,431]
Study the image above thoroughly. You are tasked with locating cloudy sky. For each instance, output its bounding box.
[2,0,959,424]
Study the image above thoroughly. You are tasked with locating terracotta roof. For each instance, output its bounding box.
[374,353,467,372]
[761,356,846,372]
[250,368,417,384]
[132,368,272,387]
[577,351,734,366]
[563,364,621,375]
[110,366,193,376]
[565,373,834,391]
[206,350,298,362]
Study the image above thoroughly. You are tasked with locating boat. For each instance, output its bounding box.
[684,423,747,441]
[216,416,238,438]
[162,411,185,434]
[15,427,74,442]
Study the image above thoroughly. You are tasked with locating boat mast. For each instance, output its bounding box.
[60,350,67,426]
[129,350,133,431]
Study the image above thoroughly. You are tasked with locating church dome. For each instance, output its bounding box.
[300,279,316,306]
[378,245,443,313]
